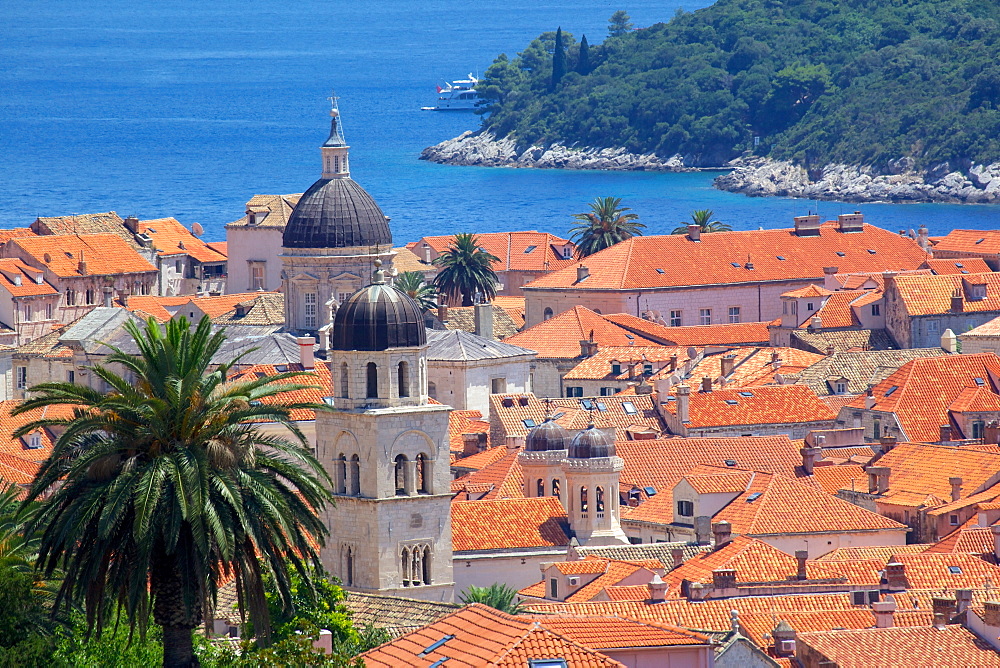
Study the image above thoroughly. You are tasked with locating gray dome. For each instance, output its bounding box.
[282,177,392,249]
[526,418,572,452]
[569,425,616,458]
[332,279,426,351]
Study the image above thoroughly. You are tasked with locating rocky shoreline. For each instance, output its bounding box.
[422,131,1000,204]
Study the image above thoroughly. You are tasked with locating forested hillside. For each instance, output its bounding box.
[476,0,1000,170]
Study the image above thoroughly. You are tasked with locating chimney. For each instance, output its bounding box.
[647,573,667,603]
[124,215,140,233]
[879,436,897,454]
[837,211,865,232]
[865,393,876,410]
[671,548,685,570]
[873,597,897,628]
[577,265,589,282]
[712,568,736,590]
[985,601,1000,627]
[956,589,973,614]
[794,550,808,580]
[635,378,653,395]
[701,376,713,393]
[918,224,930,250]
[687,224,701,242]
[669,353,678,373]
[826,344,836,355]
[296,336,315,370]
[987,421,1000,445]
[951,289,964,312]
[949,477,963,502]
[772,621,797,657]
[868,466,890,495]
[688,582,707,601]
[885,559,907,590]
[676,384,690,423]
[437,303,449,322]
[579,340,598,357]
[78,259,87,275]
[800,446,821,475]
[932,597,957,622]
[694,515,712,545]
[770,350,780,366]
[933,612,947,631]
[720,354,735,377]
[793,214,822,236]
[991,524,1000,560]
[940,425,953,443]
[809,315,822,331]
[823,266,839,277]
[463,433,484,457]
[712,520,732,548]
[474,302,494,339]
[102,286,114,308]
[941,328,958,353]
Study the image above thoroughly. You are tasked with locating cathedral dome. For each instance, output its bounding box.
[282,177,392,249]
[525,418,572,452]
[331,264,426,351]
[568,425,616,458]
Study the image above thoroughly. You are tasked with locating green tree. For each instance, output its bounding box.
[432,234,500,307]
[393,272,437,312]
[459,583,528,615]
[569,196,646,258]
[16,316,332,668]
[671,209,733,234]
[551,27,566,91]
[576,34,591,75]
[608,10,632,38]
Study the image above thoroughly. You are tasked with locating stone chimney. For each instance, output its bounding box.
[951,289,964,313]
[873,597,897,628]
[78,259,87,275]
[635,378,653,395]
[579,339,598,357]
[949,477,963,502]
[800,446,821,475]
[793,214,821,236]
[885,559,907,590]
[437,303,449,323]
[991,524,1000,560]
[712,520,732,548]
[577,265,589,282]
[688,582,707,601]
[297,336,315,370]
[809,315,822,331]
[933,612,947,630]
[986,421,1000,445]
[794,550,808,580]
[720,354,735,377]
[956,589,973,614]
[474,302,494,339]
[940,425,953,443]
[102,286,114,308]
[879,436,897,454]
[932,597,957,622]
[647,573,668,603]
[463,432,486,457]
[772,620,798,657]
[985,601,1000,627]
[823,266,839,277]
[837,211,865,233]
[668,353,678,373]
[701,376,713,393]
[676,384,691,423]
[671,548,685,570]
[712,568,736,590]
[687,224,701,242]
[694,515,712,545]
[941,328,958,353]
[868,466,890,495]
[123,215,140,233]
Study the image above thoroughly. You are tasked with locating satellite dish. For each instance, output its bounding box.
[191,222,204,237]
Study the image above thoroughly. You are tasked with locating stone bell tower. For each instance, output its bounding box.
[317,261,454,602]
[561,425,629,546]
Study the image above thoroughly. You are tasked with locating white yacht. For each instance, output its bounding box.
[422,74,483,111]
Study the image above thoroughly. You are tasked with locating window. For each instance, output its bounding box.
[21,303,30,322]
[948,566,963,574]
[643,363,653,375]
[394,455,408,495]
[344,546,354,586]
[337,291,352,303]
[427,381,437,399]
[629,536,643,544]
[552,478,560,498]
[699,308,711,325]
[523,245,537,254]
[596,486,605,513]
[491,377,506,394]
[580,486,588,514]
[366,362,378,398]
[927,320,939,333]
[835,382,847,394]
[340,362,349,398]
[562,247,573,259]
[677,500,694,517]
[67,370,75,384]
[549,578,558,599]
[543,307,554,320]
[15,367,26,391]
[304,292,317,328]
[45,303,52,320]
[565,386,583,397]
[85,289,95,305]
[416,453,429,493]
[669,310,682,327]
[873,417,881,440]
[871,303,881,316]
[611,361,621,375]
[349,454,360,495]
[336,455,347,495]
[27,432,41,450]
[728,306,740,323]
[974,421,985,440]
[600,387,619,396]
[174,259,182,272]
[398,361,410,398]
[537,479,544,497]
[950,514,960,526]
[65,290,76,306]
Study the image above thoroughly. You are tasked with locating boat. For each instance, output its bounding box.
[421,74,483,111]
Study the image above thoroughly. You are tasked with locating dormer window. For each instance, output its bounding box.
[611,361,621,375]
[26,432,42,449]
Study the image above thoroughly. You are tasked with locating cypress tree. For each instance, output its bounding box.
[577,34,590,75]
[551,27,566,91]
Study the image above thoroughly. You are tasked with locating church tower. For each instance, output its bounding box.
[519,417,570,502]
[561,425,629,546]
[317,261,455,602]
[281,97,395,342]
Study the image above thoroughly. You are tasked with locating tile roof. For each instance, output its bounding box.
[524,223,928,291]
[808,464,868,494]
[574,541,707,567]
[342,591,460,638]
[211,292,285,327]
[31,211,136,247]
[451,444,508,472]
[925,524,995,555]
[492,296,526,330]
[793,290,870,329]
[427,329,535,361]
[10,234,157,277]
[124,295,193,321]
[391,246,435,274]
[206,241,227,256]
[226,362,329,422]
[533,616,711,649]
[447,409,487,453]
[136,217,226,263]
[961,316,1000,337]
[815,544,930,561]
[933,229,1000,256]
[505,306,665,358]
[443,304,523,340]
[677,346,825,389]
[790,328,897,353]
[661,384,835,429]
[226,194,301,229]
[415,231,576,273]
[843,352,1000,442]
[525,558,663,603]
[450,450,524,500]
[563,346,693,381]
[0,400,77,464]
[0,228,37,245]
[872,441,1000,504]
[949,386,1000,413]
[0,452,41,485]
[923,257,993,274]
[783,284,834,299]
[603,313,771,347]
[360,603,623,668]
[796,624,1000,667]
[891,271,1000,316]
[451,497,570,551]
[797,348,948,396]
[0,259,58,297]
[489,393,665,441]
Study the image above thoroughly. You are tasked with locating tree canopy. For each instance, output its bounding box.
[569,196,645,258]
[476,2,1000,170]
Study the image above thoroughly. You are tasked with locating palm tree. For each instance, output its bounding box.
[569,196,646,258]
[15,316,332,667]
[671,209,733,234]
[459,583,528,615]
[433,233,500,307]
[393,271,438,312]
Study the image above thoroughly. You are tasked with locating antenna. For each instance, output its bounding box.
[191,222,204,237]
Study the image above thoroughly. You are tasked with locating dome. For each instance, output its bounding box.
[332,268,426,351]
[525,418,572,452]
[568,425,616,458]
[282,177,392,249]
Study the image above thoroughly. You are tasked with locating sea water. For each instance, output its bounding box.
[2,0,999,243]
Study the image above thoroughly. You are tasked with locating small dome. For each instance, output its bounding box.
[568,425,616,458]
[525,418,572,452]
[282,177,392,249]
[332,270,426,351]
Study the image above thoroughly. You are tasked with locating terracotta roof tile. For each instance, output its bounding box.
[450,497,570,551]
[524,224,928,291]
[0,228,37,244]
[603,313,771,347]
[447,409,487,453]
[798,348,947,396]
[443,304,521,339]
[926,524,995,555]
[226,194,301,229]
[451,444,507,471]
[489,393,664,442]
[891,271,1000,316]
[0,400,76,463]
[226,362,328,422]
[342,591,460,638]
[505,306,665,358]
[136,217,226,263]
[797,624,1000,667]
[923,257,993,274]
[933,229,1000,256]
[815,544,930,561]
[417,231,576,274]
[451,450,524,500]
[783,284,834,299]
[10,234,156,277]
[534,616,710,649]
[791,327,897,353]
[493,296,526,330]
[807,464,868,494]
[31,212,135,246]
[563,346,693,381]
[661,384,835,428]
[211,292,285,326]
[949,386,1000,413]
[871,441,1000,503]
[677,347,825,389]
[0,259,58,297]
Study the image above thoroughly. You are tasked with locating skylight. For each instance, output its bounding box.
[948,565,963,574]
[529,660,568,668]
[884,386,899,397]
[956,262,965,268]
[725,399,739,405]
[836,251,846,257]
[656,268,665,274]
[523,419,537,428]
[731,262,741,267]
[596,402,607,411]
[975,377,986,386]
[746,492,763,502]
[738,391,754,397]
[622,402,637,415]
[977,238,986,244]
[724,459,737,467]
[867,249,877,254]
[644,486,657,496]
[581,399,594,410]
[524,245,537,253]
[429,660,449,668]
[420,635,455,656]
[776,255,786,260]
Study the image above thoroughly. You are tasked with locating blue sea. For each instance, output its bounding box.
[2,0,999,243]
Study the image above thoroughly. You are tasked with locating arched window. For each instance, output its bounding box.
[537,478,545,497]
[345,546,354,586]
[336,454,347,495]
[416,453,429,494]
[334,156,340,173]
[340,362,349,398]
[367,362,378,398]
[422,546,431,585]
[401,547,411,587]
[543,307,554,320]
[350,454,361,495]
[580,486,589,514]
[395,454,408,495]
[552,478,560,499]
[596,486,605,514]
[398,361,410,398]
[427,381,437,399]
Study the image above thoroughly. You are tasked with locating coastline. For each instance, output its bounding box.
[422,131,1000,205]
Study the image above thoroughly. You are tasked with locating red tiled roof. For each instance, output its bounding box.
[451,450,524,500]
[136,217,226,263]
[870,441,1000,504]
[226,362,329,422]
[490,393,664,441]
[524,224,928,291]
[933,229,1000,256]
[10,234,157,277]
[0,228,37,244]
[563,346,692,381]
[891,271,1000,316]
[797,624,1000,667]
[0,453,40,485]
[0,259,57,297]
[447,409,488,453]
[416,231,576,274]
[923,257,992,274]
[604,313,771,347]
[662,384,835,428]
[674,347,825,389]
[782,284,834,299]
[125,295,194,322]
[0,400,76,463]
[506,306,665,358]
[533,616,710,649]
[450,497,569,551]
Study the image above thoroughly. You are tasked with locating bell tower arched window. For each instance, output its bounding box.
[537,478,545,497]
[340,362,349,398]
[552,478,560,499]
[416,453,429,494]
[580,486,589,515]
[398,361,410,398]
[543,307,554,320]
[336,454,347,495]
[349,454,360,495]
[367,362,378,398]
[422,546,431,585]
[401,546,411,586]
[596,486,605,515]
[394,454,408,495]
